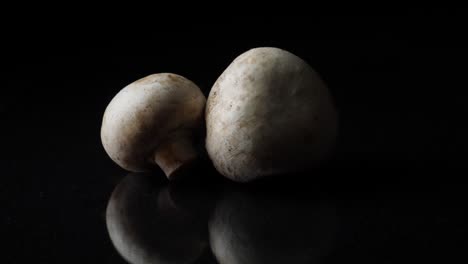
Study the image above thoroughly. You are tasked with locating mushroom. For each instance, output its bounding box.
[205,47,338,182]
[101,73,206,179]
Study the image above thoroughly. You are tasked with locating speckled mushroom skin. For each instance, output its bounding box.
[205,47,338,182]
[101,73,205,176]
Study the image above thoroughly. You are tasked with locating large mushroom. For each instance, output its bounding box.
[205,47,338,182]
[101,73,206,179]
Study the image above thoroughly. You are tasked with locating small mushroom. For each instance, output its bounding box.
[205,47,338,182]
[101,73,206,179]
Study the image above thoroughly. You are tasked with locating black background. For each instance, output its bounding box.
[2,12,468,263]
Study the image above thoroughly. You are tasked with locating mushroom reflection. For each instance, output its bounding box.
[106,173,208,264]
[209,191,338,264]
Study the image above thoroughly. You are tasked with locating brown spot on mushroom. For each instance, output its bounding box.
[206,85,219,115]
[238,120,248,129]
[167,73,184,83]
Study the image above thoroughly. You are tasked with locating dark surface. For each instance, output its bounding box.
[2,14,468,263]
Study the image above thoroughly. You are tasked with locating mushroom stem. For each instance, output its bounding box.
[153,135,197,179]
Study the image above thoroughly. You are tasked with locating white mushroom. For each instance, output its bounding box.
[206,47,338,182]
[101,73,206,179]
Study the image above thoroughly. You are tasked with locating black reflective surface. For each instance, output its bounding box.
[99,170,468,264]
[106,173,209,264]
[3,14,468,263]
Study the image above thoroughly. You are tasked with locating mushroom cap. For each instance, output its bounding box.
[101,73,206,172]
[205,47,338,182]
